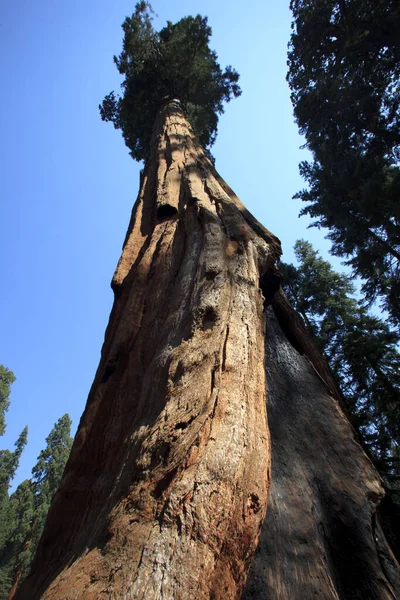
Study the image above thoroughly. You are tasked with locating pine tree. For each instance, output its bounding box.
[0,367,28,599]
[0,427,28,544]
[2,415,73,600]
[0,481,34,600]
[29,414,73,561]
[287,0,400,328]
[0,431,29,598]
[0,366,27,548]
[0,366,16,437]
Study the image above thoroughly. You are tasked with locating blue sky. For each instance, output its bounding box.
[1,0,338,488]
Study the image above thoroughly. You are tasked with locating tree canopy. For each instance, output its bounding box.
[99,1,241,161]
[287,0,400,328]
[281,241,400,481]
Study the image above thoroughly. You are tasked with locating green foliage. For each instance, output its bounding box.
[0,369,73,597]
[0,428,28,498]
[0,367,28,598]
[0,480,34,598]
[0,415,72,598]
[26,414,73,580]
[99,1,241,161]
[287,0,400,327]
[31,414,72,495]
[281,240,400,480]
[0,364,27,553]
[0,365,16,436]
[0,426,29,567]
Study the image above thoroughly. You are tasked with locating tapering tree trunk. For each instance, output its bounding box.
[16,100,280,600]
[16,101,399,600]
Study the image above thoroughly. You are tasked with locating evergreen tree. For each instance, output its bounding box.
[0,366,27,548]
[0,481,34,600]
[0,367,28,599]
[281,240,400,479]
[0,366,16,436]
[99,1,241,161]
[287,0,400,328]
[0,416,72,599]
[29,414,73,559]
[0,427,29,596]
[0,427,28,546]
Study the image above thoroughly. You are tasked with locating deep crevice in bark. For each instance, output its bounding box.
[259,268,281,309]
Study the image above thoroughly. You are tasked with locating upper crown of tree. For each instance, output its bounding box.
[99,1,241,162]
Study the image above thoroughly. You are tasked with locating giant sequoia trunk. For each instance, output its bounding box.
[16,100,279,599]
[16,101,399,599]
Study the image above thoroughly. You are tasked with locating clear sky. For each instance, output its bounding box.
[1,0,338,488]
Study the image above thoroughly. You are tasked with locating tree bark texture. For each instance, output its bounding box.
[16,101,281,600]
[243,294,400,600]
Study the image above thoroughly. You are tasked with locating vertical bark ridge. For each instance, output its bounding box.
[16,101,280,600]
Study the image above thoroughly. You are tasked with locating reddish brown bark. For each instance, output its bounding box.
[7,567,22,600]
[16,101,280,600]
